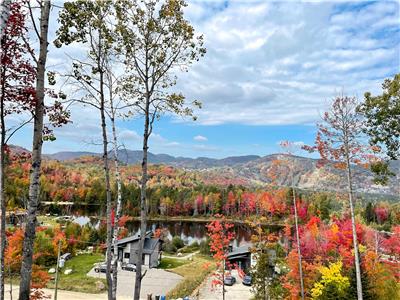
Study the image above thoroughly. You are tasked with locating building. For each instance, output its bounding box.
[226,243,276,273]
[226,244,255,271]
[114,232,163,268]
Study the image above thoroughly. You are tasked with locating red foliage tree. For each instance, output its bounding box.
[206,214,235,300]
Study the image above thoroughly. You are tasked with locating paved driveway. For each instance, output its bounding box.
[198,270,252,300]
[87,267,182,299]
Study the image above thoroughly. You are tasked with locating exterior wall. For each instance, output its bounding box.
[117,239,161,267]
[149,250,160,268]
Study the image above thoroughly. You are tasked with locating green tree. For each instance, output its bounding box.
[364,202,375,224]
[358,74,400,185]
[359,74,400,160]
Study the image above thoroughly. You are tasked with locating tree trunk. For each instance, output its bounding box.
[0,63,6,300]
[134,97,150,300]
[19,2,50,299]
[345,146,363,300]
[111,101,122,300]
[98,63,113,300]
[291,171,304,300]
[0,0,11,40]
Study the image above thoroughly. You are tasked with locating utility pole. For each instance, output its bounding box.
[54,239,61,300]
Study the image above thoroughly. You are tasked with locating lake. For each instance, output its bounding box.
[72,216,264,246]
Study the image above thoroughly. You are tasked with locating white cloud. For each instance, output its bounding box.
[193,135,208,141]
[172,0,399,125]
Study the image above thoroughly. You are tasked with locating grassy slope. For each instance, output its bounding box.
[46,253,106,294]
[158,257,188,269]
[166,255,215,299]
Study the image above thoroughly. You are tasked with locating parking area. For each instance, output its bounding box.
[197,270,252,300]
[87,266,183,299]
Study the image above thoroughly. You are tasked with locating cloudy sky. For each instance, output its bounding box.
[12,0,400,158]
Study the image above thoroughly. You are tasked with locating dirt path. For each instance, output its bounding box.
[163,250,200,260]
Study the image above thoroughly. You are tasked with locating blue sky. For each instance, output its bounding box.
[11,0,400,158]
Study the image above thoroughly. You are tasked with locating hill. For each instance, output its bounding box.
[10,146,400,198]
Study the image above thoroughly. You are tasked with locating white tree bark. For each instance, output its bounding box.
[110,94,123,300]
[0,0,11,40]
[19,1,50,299]
[345,143,363,300]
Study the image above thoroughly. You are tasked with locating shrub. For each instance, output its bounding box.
[199,238,211,255]
[172,236,185,249]
[163,241,177,254]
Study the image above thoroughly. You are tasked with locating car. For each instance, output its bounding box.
[60,253,72,261]
[94,263,113,273]
[242,275,252,286]
[224,275,236,286]
[122,263,136,272]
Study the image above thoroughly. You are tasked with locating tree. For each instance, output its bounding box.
[0,2,36,297]
[358,74,400,161]
[55,2,117,298]
[115,1,205,298]
[19,2,51,299]
[0,0,11,39]
[305,96,371,300]
[359,74,399,188]
[248,218,280,300]
[279,140,305,300]
[206,214,235,300]
[310,261,350,300]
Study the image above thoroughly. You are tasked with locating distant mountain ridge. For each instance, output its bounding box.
[45,149,261,168]
[10,145,399,198]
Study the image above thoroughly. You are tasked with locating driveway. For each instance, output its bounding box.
[87,267,182,299]
[197,270,252,300]
[4,285,112,300]
[5,267,182,300]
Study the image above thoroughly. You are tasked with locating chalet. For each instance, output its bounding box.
[226,243,276,273]
[113,231,163,268]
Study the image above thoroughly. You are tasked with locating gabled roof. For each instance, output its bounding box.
[116,231,152,246]
[115,231,162,254]
[227,245,251,258]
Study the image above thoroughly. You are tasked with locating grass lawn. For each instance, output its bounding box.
[158,257,188,269]
[46,253,106,294]
[37,215,59,227]
[166,255,215,299]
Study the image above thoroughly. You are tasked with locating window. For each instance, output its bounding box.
[124,252,130,259]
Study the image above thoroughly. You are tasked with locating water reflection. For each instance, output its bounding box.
[126,221,254,246]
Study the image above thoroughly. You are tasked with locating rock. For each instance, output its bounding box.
[177,252,182,257]
[48,268,56,274]
[96,280,105,291]
[64,269,73,275]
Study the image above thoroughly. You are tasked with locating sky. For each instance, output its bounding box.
[11,0,400,158]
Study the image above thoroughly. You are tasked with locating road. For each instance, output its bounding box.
[197,270,252,300]
[87,267,182,298]
[5,267,182,300]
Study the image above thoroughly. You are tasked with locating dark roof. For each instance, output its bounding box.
[227,245,251,259]
[116,231,152,246]
[114,231,161,254]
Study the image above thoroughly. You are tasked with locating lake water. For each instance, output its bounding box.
[73,216,279,246]
[71,217,265,246]
[126,220,255,246]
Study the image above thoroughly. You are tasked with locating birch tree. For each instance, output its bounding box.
[19,1,51,299]
[0,0,11,39]
[55,1,116,298]
[306,96,372,300]
[0,2,36,297]
[115,1,205,298]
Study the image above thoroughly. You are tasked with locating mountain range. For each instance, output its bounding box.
[10,145,400,198]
